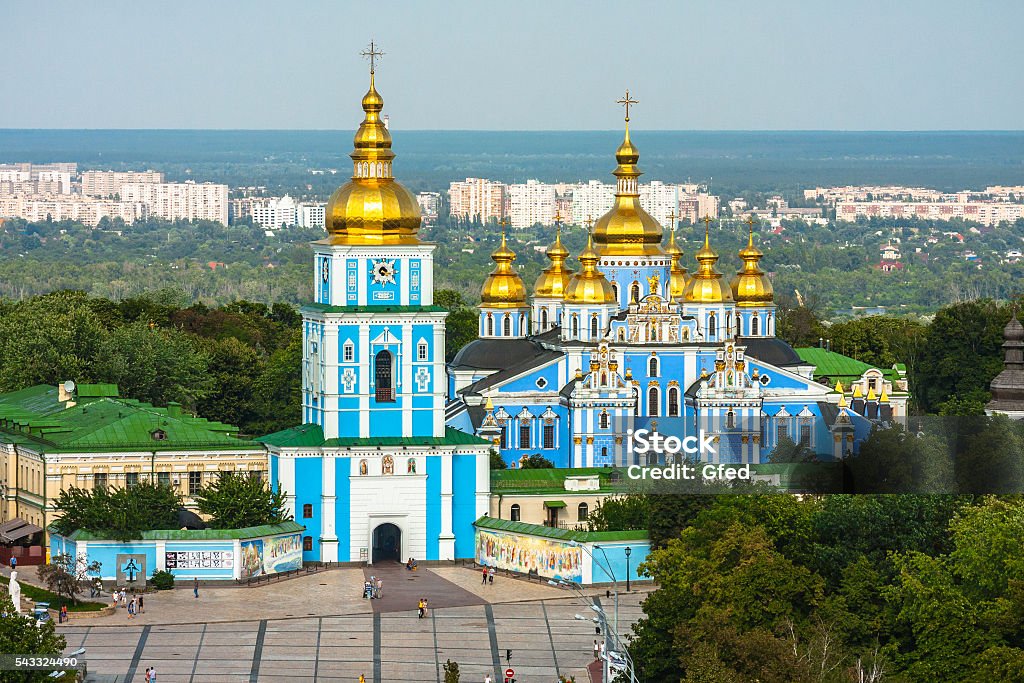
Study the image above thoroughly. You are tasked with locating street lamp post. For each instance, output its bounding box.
[625,546,632,593]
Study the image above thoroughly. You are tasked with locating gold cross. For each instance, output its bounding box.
[668,210,676,230]
[554,209,562,224]
[361,41,384,74]
[616,89,638,123]
[585,215,594,230]
[703,215,713,230]
[746,216,756,228]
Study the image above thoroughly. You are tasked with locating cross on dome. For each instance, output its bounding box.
[616,89,638,122]
[361,41,384,74]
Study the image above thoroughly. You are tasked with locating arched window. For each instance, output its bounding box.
[571,314,579,338]
[633,387,640,416]
[752,314,759,336]
[648,356,658,377]
[601,446,608,459]
[611,282,619,303]
[726,311,732,334]
[726,410,736,429]
[375,350,395,402]
[519,421,530,448]
[617,328,625,342]
[767,312,773,335]
[599,411,609,429]
[590,314,599,338]
[540,308,549,329]
[486,313,494,336]
[303,536,313,551]
[376,161,383,177]
[708,312,717,338]
[510,504,521,522]
[648,387,659,416]
[578,503,589,521]
[500,425,508,450]
[668,387,680,416]
[302,504,313,518]
[630,282,642,303]
[520,316,526,336]
[543,423,555,449]
[503,314,511,336]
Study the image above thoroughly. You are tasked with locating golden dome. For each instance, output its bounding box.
[592,115,664,256]
[533,223,574,298]
[683,221,734,304]
[565,233,617,304]
[665,225,689,299]
[480,229,528,308]
[730,223,774,306]
[324,71,421,245]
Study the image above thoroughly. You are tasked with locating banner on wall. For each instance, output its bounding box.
[165,551,233,571]
[240,534,303,579]
[476,529,583,582]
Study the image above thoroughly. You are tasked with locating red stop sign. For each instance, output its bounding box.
[505,669,515,678]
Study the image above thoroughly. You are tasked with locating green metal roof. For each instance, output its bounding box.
[258,423,490,448]
[794,347,901,386]
[0,385,261,453]
[76,384,120,398]
[543,500,567,508]
[474,516,648,543]
[491,467,617,494]
[62,521,305,541]
[303,303,448,315]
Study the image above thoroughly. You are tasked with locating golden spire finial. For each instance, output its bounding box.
[361,40,384,75]
[746,216,756,246]
[702,215,712,249]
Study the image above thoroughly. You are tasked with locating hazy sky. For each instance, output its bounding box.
[3,0,1022,130]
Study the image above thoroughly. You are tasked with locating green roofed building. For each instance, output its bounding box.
[0,383,267,539]
[488,467,621,529]
[794,347,910,422]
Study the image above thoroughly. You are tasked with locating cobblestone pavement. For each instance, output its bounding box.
[54,566,650,682]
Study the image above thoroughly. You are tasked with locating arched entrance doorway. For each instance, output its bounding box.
[372,523,401,564]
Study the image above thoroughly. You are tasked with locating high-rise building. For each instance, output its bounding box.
[508,180,557,228]
[416,192,442,223]
[0,163,76,195]
[81,170,166,197]
[298,202,326,229]
[448,178,506,223]
[0,195,144,226]
[570,180,616,225]
[120,181,229,224]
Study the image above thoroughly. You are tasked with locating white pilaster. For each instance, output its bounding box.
[402,322,414,436]
[321,455,339,562]
[279,456,296,519]
[439,452,455,560]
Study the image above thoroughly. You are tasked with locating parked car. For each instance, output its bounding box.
[33,602,51,627]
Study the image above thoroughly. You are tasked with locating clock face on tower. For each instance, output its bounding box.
[371,259,397,286]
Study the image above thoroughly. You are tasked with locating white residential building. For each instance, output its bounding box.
[298,202,326,229]
[81,170,166,197]
[570,180,615,225]
[507,180,558,228]
[416,192,442,223]
[120,181,229,224]
[836,201,1024,227]
[0,195,145,226]
[250,195,297,228]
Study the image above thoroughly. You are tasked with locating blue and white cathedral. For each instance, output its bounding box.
[264,63,908,564]
[446,102,907,469]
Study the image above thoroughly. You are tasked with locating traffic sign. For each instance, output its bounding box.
[505,669,515,678]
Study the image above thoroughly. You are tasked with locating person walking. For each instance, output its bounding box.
[594,639,600,659]
[375,577,383,600]
[488,566,495,585]
[485,674,493,683]
[358,675,365,683]
[60,604,68,623]
[138,595,144,613]
[417,598,425,619]
[145,668,151,682]
[193,578,199,599]
[127,597,136,619]
[482,565,488,584]
[149,665,156,682]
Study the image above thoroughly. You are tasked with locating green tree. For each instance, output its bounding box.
[36,553,101,605]
[94,320,211,409]
[193,472,291,529]
[586,495,650,532]
[518,454,555,469]
[488,449,506,470]
[50,483,182,541]
[0,590,67,682]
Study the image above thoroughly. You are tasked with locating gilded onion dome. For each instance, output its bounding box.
[730,223,774,306]
[592,96,664,256]
[480,229,528,308]
[664,224,690,299]
[534,223,574,298]
[682,221,734,303]
[565,233,617,304]
[324,69,421,245]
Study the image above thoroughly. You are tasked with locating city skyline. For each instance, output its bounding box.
[3,0,1023,131]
